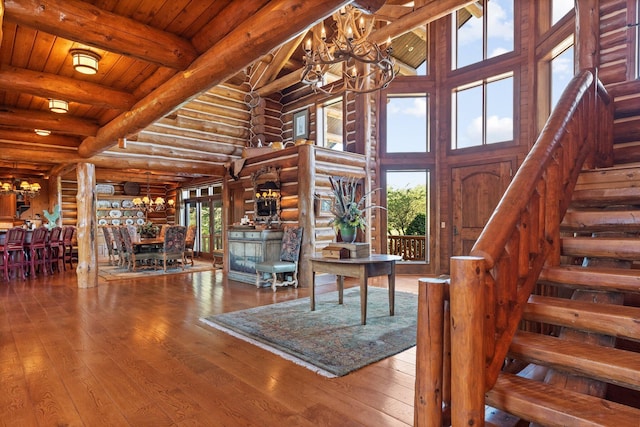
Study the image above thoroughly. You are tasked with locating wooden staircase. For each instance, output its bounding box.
[485,165,640,426]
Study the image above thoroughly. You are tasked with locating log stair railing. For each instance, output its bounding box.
[413,69,640,426]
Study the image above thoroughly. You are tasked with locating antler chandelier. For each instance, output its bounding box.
[301,5,395,94]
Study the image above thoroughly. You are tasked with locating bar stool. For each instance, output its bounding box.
[61,226,76,270]
[27,226,48,277]
[1,227,27,281]
[47,226,63,273]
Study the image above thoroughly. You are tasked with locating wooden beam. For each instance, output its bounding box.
[77,0,351,158]
[371,0,477,44]
[0,66,136,110]
[0,0,4,51]
[0,129,81,147]
[353,0,387,14]
[0,107,99,136]
[3,0,197,70]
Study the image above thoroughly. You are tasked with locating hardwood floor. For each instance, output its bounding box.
[0,266,421,426]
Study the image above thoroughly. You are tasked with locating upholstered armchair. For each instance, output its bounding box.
[153,225,187,272]
[255,226,303,292]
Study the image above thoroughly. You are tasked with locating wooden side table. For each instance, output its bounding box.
[309,254,402,325]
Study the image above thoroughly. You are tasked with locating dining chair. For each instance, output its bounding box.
[101,226,118,265]
[153,225,187,272]
[110,227,127,268]
[1,227,28,281]
[183,224,196,266]
[27,226,49,277]
[120,226,157,271]
[255,226,303,292]
[46,226,63,274]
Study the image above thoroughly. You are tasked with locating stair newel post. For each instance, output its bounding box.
[450,256,486,427]
[414,278,449,426]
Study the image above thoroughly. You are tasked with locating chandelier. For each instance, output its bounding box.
[301,5,395,94]
[0,179,42,199]
[132,173,175,212]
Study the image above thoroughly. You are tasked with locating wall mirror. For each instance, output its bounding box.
[252,166,281,223]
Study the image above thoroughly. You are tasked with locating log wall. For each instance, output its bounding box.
[224,145,368,287]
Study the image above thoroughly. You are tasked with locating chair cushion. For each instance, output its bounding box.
[255,261,296,274]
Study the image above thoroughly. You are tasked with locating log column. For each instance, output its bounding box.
[575,0,599,72]
[76,163,98,288]
[450,256,485,427]
[298,144,315,287]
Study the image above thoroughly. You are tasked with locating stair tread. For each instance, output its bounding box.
[561,236,640,260]
[487,372,640,427]
[540,265,640,293]
[509,331,640,390]
[524,295,640,341]
[562,208,640,231]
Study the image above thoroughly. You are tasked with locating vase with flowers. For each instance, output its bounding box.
[328,176,384,243]
[138,221,159,238]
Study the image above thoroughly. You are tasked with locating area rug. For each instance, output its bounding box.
[200,287,417,377]
[98,259,214,281]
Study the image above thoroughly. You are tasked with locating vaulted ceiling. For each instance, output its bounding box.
[0,0,474,187]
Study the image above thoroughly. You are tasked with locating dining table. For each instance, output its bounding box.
[132,237,164,253]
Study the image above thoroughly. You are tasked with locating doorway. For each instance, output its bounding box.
[384,169,432,275]
[184,196,222,260]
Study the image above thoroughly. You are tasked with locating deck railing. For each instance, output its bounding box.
[413,69,614,426]
[388,235,426,261]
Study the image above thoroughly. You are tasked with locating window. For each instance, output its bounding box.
[386,94,429,153]
[551,39,574,108]
[392,25,428,76]
[453,0,514,69]
[552,0,574,25]
[452,73,514,149]
[317,98,343,150]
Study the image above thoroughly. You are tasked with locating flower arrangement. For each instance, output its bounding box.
[137,221,159,238]
[328,176,384,237]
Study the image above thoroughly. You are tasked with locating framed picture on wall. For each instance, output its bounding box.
[315,195,333,217]
[293,109,309,140]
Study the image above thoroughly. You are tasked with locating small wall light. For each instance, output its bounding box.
[70,49,101,75]
[34,129,51,136]
[49,99,68,114]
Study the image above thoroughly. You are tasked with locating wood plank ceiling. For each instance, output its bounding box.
[0,0,473,187]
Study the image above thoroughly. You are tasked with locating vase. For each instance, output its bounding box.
[339,224,357,243]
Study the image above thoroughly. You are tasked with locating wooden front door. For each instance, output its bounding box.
[451,161,513,256]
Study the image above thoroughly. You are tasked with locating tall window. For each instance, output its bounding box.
[452,73,514,149]
[551,39,574,108]
[317,98,343,150]
[386,94,429,153]
[552,0,574,25]
[453,0,514,69]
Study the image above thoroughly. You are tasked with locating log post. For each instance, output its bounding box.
[76,163,98,288]
[575,0,599,72]
[298,144,315,287]
[450,256,485,427]
[414,278,448,426]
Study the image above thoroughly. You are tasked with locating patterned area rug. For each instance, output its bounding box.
[98,260,214,281]
[200,287,417,377]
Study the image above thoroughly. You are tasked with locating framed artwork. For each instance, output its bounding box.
[315,195,333,217]
[293,109,309,140]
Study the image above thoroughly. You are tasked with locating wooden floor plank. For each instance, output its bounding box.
[0,268,418,426]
